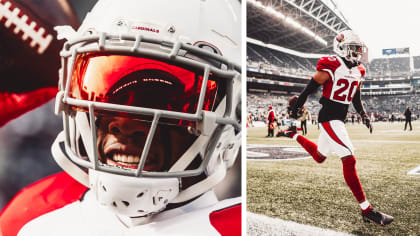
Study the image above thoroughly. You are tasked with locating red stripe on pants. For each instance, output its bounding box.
[321,121,348,150]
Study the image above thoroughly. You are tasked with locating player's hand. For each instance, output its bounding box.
[289,108,302,119]
[362,114,372,131]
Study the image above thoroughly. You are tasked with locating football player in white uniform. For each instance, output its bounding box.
[278,30,393,226]
[0,0,242,235]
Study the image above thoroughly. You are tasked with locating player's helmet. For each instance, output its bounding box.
[52,0,241,219]
[333,30,366,64]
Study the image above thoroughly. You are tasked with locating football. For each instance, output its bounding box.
[0,0,79,92]
[287,95,304,118]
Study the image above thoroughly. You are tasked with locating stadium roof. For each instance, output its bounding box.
[247,0,351,54]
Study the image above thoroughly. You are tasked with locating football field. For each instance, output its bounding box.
[247,121,420,235]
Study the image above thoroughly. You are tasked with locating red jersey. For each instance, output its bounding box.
[268,110,275,123]
[316,55,365,122]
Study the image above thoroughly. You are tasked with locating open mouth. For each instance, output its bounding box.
[104,150,161,171]
[106,152,141,169]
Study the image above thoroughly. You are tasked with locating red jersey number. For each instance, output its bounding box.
[332,79,359,102]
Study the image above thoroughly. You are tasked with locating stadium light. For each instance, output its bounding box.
[248,0,264,9]
[276,12,286,19]
[302,27,315,38]
[265,6,285,19]
[248,0,328,46]
[266,6,275,14]
[315,36,328,46]
[285,17,302,30]
[247,37,327,59]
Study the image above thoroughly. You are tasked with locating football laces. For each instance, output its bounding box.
[0,0,53,54]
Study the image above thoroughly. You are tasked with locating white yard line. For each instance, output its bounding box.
[247,212,354,236]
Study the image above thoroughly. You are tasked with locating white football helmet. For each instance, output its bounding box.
[333,30,366,64]
[51,0,241,220]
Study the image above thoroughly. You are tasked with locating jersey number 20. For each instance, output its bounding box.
[332,79,358,102]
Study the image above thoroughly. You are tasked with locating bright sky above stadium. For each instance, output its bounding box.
[332,0,420,60]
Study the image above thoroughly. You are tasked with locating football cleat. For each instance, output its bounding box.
[362,209,393,226]
[276,126,297,138]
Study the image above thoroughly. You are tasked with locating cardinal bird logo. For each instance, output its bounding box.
[336,33,345,42]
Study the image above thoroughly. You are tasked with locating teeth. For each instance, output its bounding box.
[112,153,141,163]
[114,153,121,161]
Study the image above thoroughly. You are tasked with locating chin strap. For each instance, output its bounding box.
[171,159,226,203]
[168,133,211,173]
[51,131,89,187]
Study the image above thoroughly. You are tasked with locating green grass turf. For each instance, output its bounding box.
[247,121,420,236]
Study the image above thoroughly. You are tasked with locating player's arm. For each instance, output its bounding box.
[352,83,371,130]
[352,84,365,116]
[290,71,328,118]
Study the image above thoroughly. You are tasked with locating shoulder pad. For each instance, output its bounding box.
[317,56,341,72]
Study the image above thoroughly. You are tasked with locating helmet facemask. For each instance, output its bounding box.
[53,33,241,218]
[343,43,365,64]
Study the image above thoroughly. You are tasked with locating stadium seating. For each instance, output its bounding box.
[247,44,317,74]
[413,56,420,70]
[367,57,410,77]
[248,92,419,123]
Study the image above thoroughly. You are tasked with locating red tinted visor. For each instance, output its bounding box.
[348,44,365,54]
[69,53,221,116]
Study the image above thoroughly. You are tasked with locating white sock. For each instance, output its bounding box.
[359,200,370,210]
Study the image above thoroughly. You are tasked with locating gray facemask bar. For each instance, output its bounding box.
[58,32,241,178]
[344,43,364,61]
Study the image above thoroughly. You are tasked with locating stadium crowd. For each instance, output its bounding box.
[247,92,419,129]
[368,57,410,77]
[247,44,317,77]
